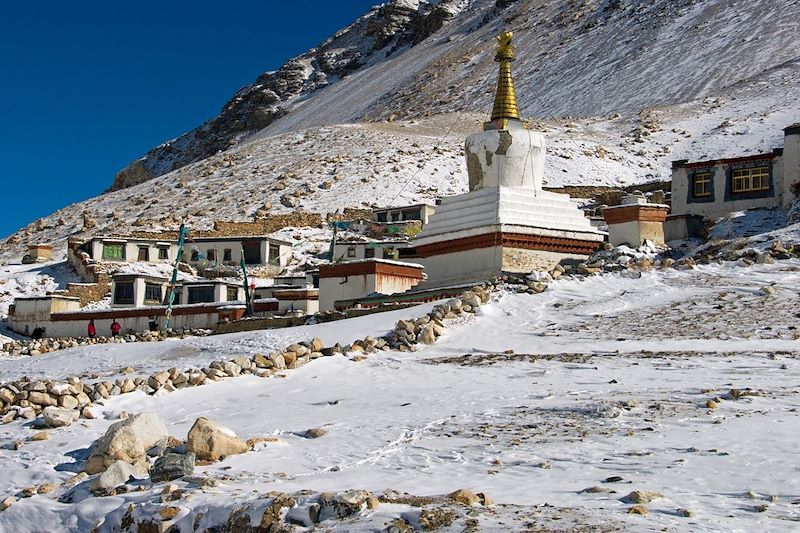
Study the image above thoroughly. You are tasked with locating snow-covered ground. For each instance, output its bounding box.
[0,259,798,531]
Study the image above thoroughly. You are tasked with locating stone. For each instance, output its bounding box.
[461,291,481,308]
[253,354,272,368]
[285,343,310,357]
[760,286,777,296]
[304,427,327,439]
[160,506,181,520]
[221,361,241,377]
[448,488,480,505]
[150,453,195,482]
[86,412,169,474]
[260,493,297,529]
[48,382,72,396]
[417,324,437,345]
[232,355,252,371]
[270,353,286,369]
[282,351,298,365]
[58,395,79,409]
[186,417,249,462]
[621,490,662,504]
[0,496,16,512]
[628,505,649,515]
[580,486,613,493]
[30,431,50,441]
[329,489,372,518]
[29,392,57,407]
[677,508,695,517]
[91,459,149,492]
[42,406,79,428]
[37,482,57,494]
[396,320,415,334]
[310,337,324,352]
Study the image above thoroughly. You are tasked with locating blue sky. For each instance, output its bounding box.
[0,1,377,238]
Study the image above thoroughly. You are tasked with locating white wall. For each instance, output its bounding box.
[319,274,375,312]
[782,132,799,207]
[332,242,403,262]
[11,311,227,339]
[417,247,501,287]
[671,156,784,219]
[464,127,546,191]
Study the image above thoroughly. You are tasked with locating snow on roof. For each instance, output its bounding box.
[328,258,424,269]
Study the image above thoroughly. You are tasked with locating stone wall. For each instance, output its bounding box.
[210,213,324,236]
[63,277,110,307]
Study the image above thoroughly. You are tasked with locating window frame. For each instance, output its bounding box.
[102,243,126,261]
[143,283,163,304]
[692,172,712,198]
[114,282,135,305]
[187,285,215,304]
[724,162,774,201]
[731,166,770,193]
[226,286,239,301]
[157,247,169,260]
[223,248,232,262]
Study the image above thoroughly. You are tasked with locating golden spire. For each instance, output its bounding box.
[487,31,521,130]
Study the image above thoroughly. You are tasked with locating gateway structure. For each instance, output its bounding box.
[412,32,604,286]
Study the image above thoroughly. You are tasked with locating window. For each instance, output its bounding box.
[158,247,169,260]
[402,209,421,221]
[268,244,280,264]
[346,246,356,258]
[144,283,162,303]
[364,247,375,258]
[243,240,262,264]
[102,243,125,260]
[223,249,232,262]
[731,167,769,193]
[226,286,239,301]
[376,212,387,222]
[137,247,149,261]
[190,250,200,261]
[382,247,397,259]
[114,282,134,305]
[207,249,216,262]
[692,172,712,197]
[187,286,215,304]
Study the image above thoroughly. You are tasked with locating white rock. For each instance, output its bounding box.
[86,412,169,474]
[42,406,79,428]
[90,459,149,492]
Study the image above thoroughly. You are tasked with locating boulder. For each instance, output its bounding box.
[91,459,149,492]
[461,291,481,308]
[448,489,480,505]
[186,417,249,462]
[42,406,79,428]
[86,412,169,474]
[417,324,437,345]
[310,337,324,352]
[150,452,195,482]
[29,392,57,407]
[58,395,79,409]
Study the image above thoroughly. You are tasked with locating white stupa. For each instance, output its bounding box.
[412,31,605,286]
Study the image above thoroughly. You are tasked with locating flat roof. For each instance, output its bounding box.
[373,203,435,212]
[90,234,293,247]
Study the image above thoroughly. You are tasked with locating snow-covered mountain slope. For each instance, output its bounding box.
[113,0,800,189]
[4,60,798,263]
[0,260,798,531]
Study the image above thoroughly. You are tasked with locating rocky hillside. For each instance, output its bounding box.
[113,0,800,190]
